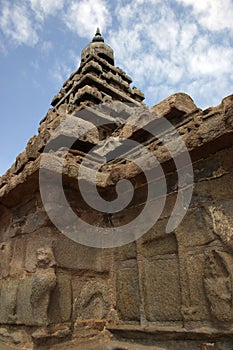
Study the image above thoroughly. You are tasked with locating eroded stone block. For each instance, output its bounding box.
[16,276,34,325]
[208,200,233,250]
[204,249,233,323]
[49,272,72,323]
[0,241,12,278]
[176,207,216,247]
[0,327,32,347]
[142,256,182,322]
[0,279,18,324]
[181,252,210,322]
[53,237,111,273]
[75,279,111,320]
[0,205,13,242]
[9,237,25,276]
[116,260,140,322]
[25,235,54,272]
[23,209,50,234]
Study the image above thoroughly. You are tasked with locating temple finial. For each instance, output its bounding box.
[92,27,104,43]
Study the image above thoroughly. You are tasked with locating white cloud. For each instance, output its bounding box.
[0,38,6,53]
[0,2,39,46]
[50,49,80,85]
[40,40,53,54]
[109,2,185,86]
[106,0,233,108]
[0,0,232,109]
[63,0,112,39]
[178,0,233,32]
[178,23,198,50]
[190,44,233,76]
[28,0,65,21]
[50,61,71,84]
[0,0,65,48]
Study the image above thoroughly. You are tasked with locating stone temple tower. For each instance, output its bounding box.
[0,30,233,350]
[51,28,145,111]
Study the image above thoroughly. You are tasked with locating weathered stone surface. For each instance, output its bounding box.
[0,327,32,347]
[47,115,100,148]
[0,241,12,278]
[203,249,233,323]
[32,324,71,340]
[199,344,216,350]
[0,29,233,350]
[114,242,137,262]
[180,252,210,323]
[116,260,140,322]
[26,133,48,160]
[0,247,57,327]
[151,92,198,122]
[13,150,28,174]
[24,235,54,273]
[49,272,72,323]
[73,319,106,340]
[29,248,57,325]
[0,205,13,242]
[0,279,18,324]
[74,278,111,321]
[15,276,34,325]
[23,209,50,234]
[175,207,216,248]
[208,200,233,250]
[53,236,111,273]
[142,255,182,322]
[9,237,25,276]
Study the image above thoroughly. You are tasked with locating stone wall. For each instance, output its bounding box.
[0,92,233,349]
[1,29,233,349]
[0,147,233,349]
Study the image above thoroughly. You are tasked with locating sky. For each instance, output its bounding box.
[0,0,233,176]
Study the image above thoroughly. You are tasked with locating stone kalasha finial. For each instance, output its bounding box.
[92,27,104,43]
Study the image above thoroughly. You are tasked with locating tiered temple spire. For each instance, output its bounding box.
[92,27,104,43]
[51,29,145,113]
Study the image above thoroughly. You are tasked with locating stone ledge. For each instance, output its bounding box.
[108,325,233,341]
